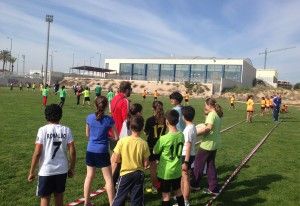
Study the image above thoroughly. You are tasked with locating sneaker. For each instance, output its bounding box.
[203,188,219,196]
[145,187,153,193]
[184,201,190,206]
[190,184,201,191]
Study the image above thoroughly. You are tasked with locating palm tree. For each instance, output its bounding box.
[9,57,17,73]
[0,50,11,72]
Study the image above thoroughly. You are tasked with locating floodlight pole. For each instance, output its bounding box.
[97,52,101,67]
[44,15,53,85]
[7,37,12,72]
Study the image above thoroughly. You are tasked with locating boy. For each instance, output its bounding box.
[42,84,50,106]
[230,95,235,110]
[184,91,190,106]
[82,87,91,106]
[153,110,185,206]
[181,106,197,206]
[106,88,115,113]
[142,89,147,101]
[154,90,158,101]
[111,115,150,206]
[28,104,76,206]
[32,83,36,92]
[260,97,266,116]
[95,83,102,97]
[58,86,67,108]
[169,91,185,132]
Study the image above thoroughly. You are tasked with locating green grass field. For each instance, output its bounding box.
[0,87,299,206]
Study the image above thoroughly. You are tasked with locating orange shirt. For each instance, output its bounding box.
[261,100,266,107]
[246,99,254,111]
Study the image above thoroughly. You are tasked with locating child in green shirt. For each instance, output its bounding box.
[82,87,91,106]
[58,85,67,108]
[153,110,185,206]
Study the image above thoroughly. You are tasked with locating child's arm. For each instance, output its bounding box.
[182,142,191,171]
[143,158,149,169]
[86,124,90,139]
[67,142,76,178]
[197,124,212,135]
[111,125,119,141]
[28,144,42,182]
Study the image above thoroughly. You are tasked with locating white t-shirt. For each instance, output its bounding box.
[119,120,131,139]
[36,124,73,176]
[182,124,197,156]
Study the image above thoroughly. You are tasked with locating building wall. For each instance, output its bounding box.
[242,61,256,87]
[256,69,278,87]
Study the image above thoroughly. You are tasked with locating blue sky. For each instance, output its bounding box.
[0,0,299,83]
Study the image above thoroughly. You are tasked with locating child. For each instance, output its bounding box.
[153,110,185,206]
[84,96,118,206]
[82,87,91,106]
[265,97,270,112]
[246,95,254,123]
[111,115,150,206]
[32,83,36,92]
[169,91,185,132]
[28,104,76,206]
[230,95,235,110]
[144,101,167,194]
[260,97,266,116]
[58,86,67,108]
[184,91,190,106]
[76,85,83,105]
[154,90,158,101]
[19,82,23,91]
[26,82,30,91]
[42,84,49,106]
[142,89,147,101]
[181,106,197,206]
[95,83,102,97]
[106,88,115,113]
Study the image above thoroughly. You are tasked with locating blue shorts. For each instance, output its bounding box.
[86,151,111,168]
[37,173,67,197]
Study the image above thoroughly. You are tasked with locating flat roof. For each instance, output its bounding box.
[71,66,114,73]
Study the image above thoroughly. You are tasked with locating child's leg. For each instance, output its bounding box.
[130,171,145,206]
[193,149,209,188]
[162,192,171,205]
[40,196,51,206]
[54,192,63,206]
[206,150,218,192]
[174,187,184,206]
[84,166,96,204]
[112,173,133,206]
[101,166,115,206]
[149,161,158,188]
[181,169,190,201]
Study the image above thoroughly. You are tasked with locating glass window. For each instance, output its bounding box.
[175,64,189,82]
[120,63,132,78]
[133,64,145,80]
[147,64,159,81]
[161,64,174,81]
[207,65,223,82]
[224,65,242,82]
[191,64,206,82]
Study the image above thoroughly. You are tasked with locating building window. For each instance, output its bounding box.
[224,65,242,82]
[207,65,223,82]
[120,63,132,78]
[161,64,174,81]
[175,64,189,82]
[147,64,159,81]
[191,64,206,82]
[133,64,145,80]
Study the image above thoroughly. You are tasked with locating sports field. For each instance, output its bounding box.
[0,87,299,206]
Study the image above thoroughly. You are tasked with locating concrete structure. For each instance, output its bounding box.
[105,57,256,91]
[256,69,278,88]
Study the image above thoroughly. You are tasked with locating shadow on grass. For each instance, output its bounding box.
[215,174,284,206]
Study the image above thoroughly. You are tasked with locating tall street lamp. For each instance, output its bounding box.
[49,49,57,85]
[96,52,101,68]
[22,54,25,75]
[44,14,53,85]
[90,56,94,66]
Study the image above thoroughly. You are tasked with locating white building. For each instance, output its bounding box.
[105,57,257,92]
[256,69,278,88]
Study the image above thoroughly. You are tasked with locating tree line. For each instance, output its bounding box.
[0,50,17,73]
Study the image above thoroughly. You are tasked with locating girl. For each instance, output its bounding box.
[191,98,223,195]
[246,95,254,123]
[144,101,166,194]
[84,96,118,206]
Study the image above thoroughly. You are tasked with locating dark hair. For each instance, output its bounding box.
[62,85,65,89]
[247,95,253,101]
[95,96,108,120]
[205,98,223,118]
[126,103,143,129]
[45,104,62,122]
[261,97,265,100]
[119,81,132,93]
[130,115,144,132]
[182,106,195,122]
[165,110,179,126]
[169,91,183,103]
[153,101,165,125]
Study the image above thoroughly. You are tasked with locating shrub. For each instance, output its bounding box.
[140,84,145,88]
[293,83,300,90]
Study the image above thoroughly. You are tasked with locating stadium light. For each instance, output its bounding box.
[44,14,53,85]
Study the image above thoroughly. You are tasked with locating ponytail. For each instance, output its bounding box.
[95,96,108,120]
[215,103,223,118]
[205,97,223,118]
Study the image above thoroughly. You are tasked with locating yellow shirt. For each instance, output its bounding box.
[269,99,273,106]
[261,100,266,107]
[82,90,90,98]
[185,94,189,100]
[246,99,254,111]
[114,136,150,176]
[142,91,146,97]
[154,91,158,98]
[265,99,270,107]
[230,97,235,104]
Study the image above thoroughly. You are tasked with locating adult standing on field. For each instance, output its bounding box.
[272,93,281,122]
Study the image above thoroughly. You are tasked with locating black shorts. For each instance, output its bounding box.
[185,99,189,102]
[231,103,234,106]
[149,148,160,162]
[86,152,111,168]
[181,155,195,170]
[84,97,90,101]
[37,173,67,197]
[60,97,65,102]
[158,177,181,193]
[96,93,100,97]
[261,106,265,110]
[143,96,146,99]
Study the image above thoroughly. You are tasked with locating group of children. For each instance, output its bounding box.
[28,88,223,206]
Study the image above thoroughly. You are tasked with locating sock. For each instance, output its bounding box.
[162,200,171,206]
[176,195,185,206]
